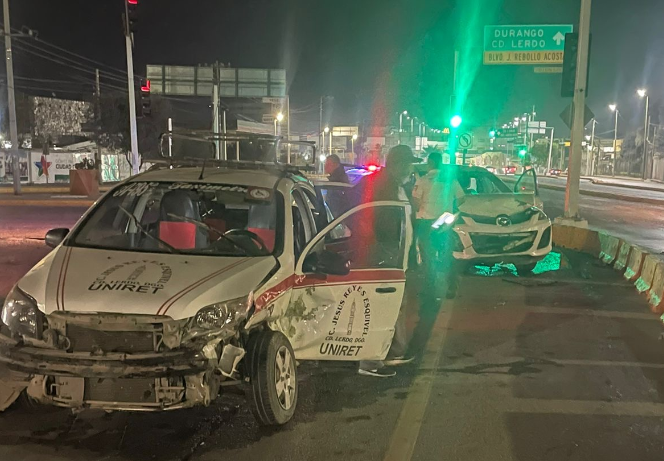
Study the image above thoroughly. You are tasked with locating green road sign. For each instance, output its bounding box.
[484,24,574,52]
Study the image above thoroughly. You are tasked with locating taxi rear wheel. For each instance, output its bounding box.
[245,330,297,426]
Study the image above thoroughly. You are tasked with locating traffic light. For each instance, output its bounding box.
[140,79,151,116]
[450,115,462,129]
[516,145,528,157]
[124,0,139,36]
[561,32,592,97]
[489,128,496,139]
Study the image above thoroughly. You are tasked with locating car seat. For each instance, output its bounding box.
[247,201,276,252]
[159,190,209,249]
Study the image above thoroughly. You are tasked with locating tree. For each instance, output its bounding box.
[96,93,173,166]
[530,141,550,166]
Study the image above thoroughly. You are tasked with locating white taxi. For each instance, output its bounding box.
[0,160,411,425]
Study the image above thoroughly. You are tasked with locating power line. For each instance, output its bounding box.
[12,27,136,80]
[12,40,130,85]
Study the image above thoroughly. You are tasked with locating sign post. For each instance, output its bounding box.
[483,24,574,65]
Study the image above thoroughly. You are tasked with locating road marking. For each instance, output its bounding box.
[432,357,664,372]
[526,305,656,320]
[508,398,664,417]
[383,301,454,461]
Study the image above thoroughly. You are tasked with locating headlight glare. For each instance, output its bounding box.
[1,286,41,339]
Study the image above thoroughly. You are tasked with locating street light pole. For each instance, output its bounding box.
[546,127,555,172]
[3,0,20,195]
[564,0,592,220]
[638,89,649,179]
[123,0,139,175]
[587,118,596,176]
[398,111,407,144]
[609,104,618,177]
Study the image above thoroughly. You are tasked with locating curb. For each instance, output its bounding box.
[0,199,94,207]
[591,179,664,193]
[553,223,664,315]
[503,176,664,205]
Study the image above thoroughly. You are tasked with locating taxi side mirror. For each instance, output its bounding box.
[302,250,350,276]
[45,228,69,248]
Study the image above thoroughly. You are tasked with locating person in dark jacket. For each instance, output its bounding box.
[351,145,416,378]
[324,154,349,183]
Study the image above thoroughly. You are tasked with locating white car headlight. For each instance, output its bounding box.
[1,286,42,339]
[185,294,253,341]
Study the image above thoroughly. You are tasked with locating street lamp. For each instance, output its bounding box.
[274,112,284,136]
[399,110,408,132]
[609,104,618,177]
[637,89,650,179]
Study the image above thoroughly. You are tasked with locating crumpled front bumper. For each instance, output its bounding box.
[452,216,552,264]
[0,333,207,379]
[0,333,212,411]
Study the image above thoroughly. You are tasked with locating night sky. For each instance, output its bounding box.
[3,0,664,136]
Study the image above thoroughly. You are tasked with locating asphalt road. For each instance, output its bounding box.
[2,250,664,460]
[538,188,664,254]
[0,205,87,297]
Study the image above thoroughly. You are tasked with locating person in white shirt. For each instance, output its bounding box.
[411,152,464,298]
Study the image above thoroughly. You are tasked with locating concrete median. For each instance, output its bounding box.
[625,246,647,281]
[598,233,623,265]
[648,264,664,314]
[551,223,601,254]
[614,241,632,273]
[636,254,661,294]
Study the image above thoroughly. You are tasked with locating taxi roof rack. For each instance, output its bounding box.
[154,130,317,178]
[148,157,315,176]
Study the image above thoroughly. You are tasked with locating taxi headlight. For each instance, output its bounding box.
[1,286,42,339]
[185,294,253,340]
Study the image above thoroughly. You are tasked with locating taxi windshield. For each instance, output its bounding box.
[70,181,281,257]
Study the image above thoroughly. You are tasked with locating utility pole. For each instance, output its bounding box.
[319,96,324,155]
[546,127,555,172]
[212,63,220,160]
[123,0,139,175]
[95,68,103,184]
[3,0,20,195]
[587,118,596,176]
[563,0,592,221]
[286,95,291,163]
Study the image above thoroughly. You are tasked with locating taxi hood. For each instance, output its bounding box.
[17,246,276,320]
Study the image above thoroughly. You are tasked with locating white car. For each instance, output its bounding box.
[0,160,412,425]
[445,166,551,273]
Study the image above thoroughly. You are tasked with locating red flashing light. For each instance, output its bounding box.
[140,79,151,92]
[128,0,138,4]
[367,164,379,172]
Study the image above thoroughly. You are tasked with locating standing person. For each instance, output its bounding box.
[351,145,416,378]
[411,152,464,299]
[324,154,351,217]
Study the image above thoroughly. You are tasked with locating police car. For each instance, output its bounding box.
[0,146,412,426]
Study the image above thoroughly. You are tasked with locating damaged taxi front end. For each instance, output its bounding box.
[0,175,285,414]
[0,277,257,412]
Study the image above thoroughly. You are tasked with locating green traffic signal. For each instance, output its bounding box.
[489,129,496,138]
[450,115,462,128]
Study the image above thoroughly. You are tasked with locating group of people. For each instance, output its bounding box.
[323,145,461,377]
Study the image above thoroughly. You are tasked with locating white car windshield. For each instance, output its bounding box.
[70,181,281,256]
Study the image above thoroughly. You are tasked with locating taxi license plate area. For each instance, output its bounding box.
[67,324,158,353]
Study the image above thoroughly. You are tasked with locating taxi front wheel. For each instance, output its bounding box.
[245,330,297,426]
